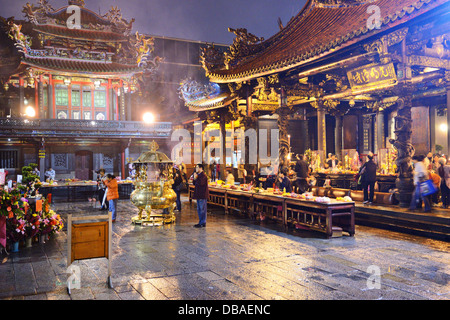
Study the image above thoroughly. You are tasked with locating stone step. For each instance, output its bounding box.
[355,206,450,242]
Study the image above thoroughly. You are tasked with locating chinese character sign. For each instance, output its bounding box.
[347,63,397,90]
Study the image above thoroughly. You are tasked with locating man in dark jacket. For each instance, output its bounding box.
[294,154,309,194]
[360,153,377,204]
[193,163,209,228]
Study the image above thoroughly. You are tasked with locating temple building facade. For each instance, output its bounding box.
[180,0,450,206]
[0,0,174,181]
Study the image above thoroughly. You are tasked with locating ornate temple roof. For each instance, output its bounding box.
[1,0,158,79]
[202,0,449,83]
[22,56,143,76]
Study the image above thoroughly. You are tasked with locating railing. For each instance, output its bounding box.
[0,118,172,138]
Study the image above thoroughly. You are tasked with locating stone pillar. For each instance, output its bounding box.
[335,114,343,159]
[317,104,327,156]
[429,105,436,154]
[220,117,226,179]
[376,110,385,153]
[276,88,291,172]
[389,96,415,207]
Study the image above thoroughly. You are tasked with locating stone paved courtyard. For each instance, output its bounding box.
[0,195,449,301]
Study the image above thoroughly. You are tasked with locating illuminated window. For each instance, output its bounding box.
[83,86,92,107]
[55,85,68,106]
[94,89,106,108]
[71,85,81,107]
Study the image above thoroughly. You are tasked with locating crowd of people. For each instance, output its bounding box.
[86,149,450,226]
[409,152,450,212]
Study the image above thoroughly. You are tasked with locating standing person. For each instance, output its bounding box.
[104,174,119,222]
[409,155,431,212]
[172,168,183,212]
[429,170,441,206]
[193,163,208,228]
[424,152,433,171]
[438,157,450,208]
[96,169,108,211]
[360,153,377,204]
[211,160,217,182]
[294,154,309,194]
[238,164,247,184]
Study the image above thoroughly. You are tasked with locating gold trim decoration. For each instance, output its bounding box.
[408,55,450,70]
[347,62,397,91]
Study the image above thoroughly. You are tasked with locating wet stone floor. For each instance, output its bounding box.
[0,195,449,301]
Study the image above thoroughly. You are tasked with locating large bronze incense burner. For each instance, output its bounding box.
[130,141,176,226]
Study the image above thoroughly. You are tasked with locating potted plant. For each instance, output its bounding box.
[21,164,41,197]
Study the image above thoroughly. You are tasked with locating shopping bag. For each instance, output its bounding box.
[102,188,108,207]
[419,179,438,196]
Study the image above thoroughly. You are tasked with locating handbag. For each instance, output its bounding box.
[419,179,438,196]
[357,166,366,185]
[176,181,186,192]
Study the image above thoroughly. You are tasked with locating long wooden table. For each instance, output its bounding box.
[39,181,134,203]
[313,172,396,192]
[189,184,355,238]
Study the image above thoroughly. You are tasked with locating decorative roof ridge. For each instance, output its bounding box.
[45,6,112,25]
[32,23,127,38]
[232,0,373,56]
[311,0,378,9]
[22,1,135,35]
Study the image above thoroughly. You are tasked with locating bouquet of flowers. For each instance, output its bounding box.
[0,188,28,218]
[24,212,41,239]
[47,210,63,235]
[6,216,26,243]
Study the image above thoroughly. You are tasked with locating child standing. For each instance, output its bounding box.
[104,174,119,222]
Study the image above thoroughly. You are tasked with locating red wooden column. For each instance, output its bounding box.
[49,74,55,119]
[19,76,24,117]
[35,78,39,118]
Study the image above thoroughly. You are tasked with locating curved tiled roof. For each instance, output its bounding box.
[22,56,142,76]
[186,93,236,112]
[208,0,448,83]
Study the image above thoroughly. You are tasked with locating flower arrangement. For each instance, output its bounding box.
[0,188,28,218]
[39,198,63,236]
[6,216,26,243]
[1,187,63,248]
[24,213,41,239]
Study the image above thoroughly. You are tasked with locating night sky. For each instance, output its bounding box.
[0,0,307,44]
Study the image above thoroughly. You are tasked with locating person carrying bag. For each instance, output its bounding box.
[409,155,431,212]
